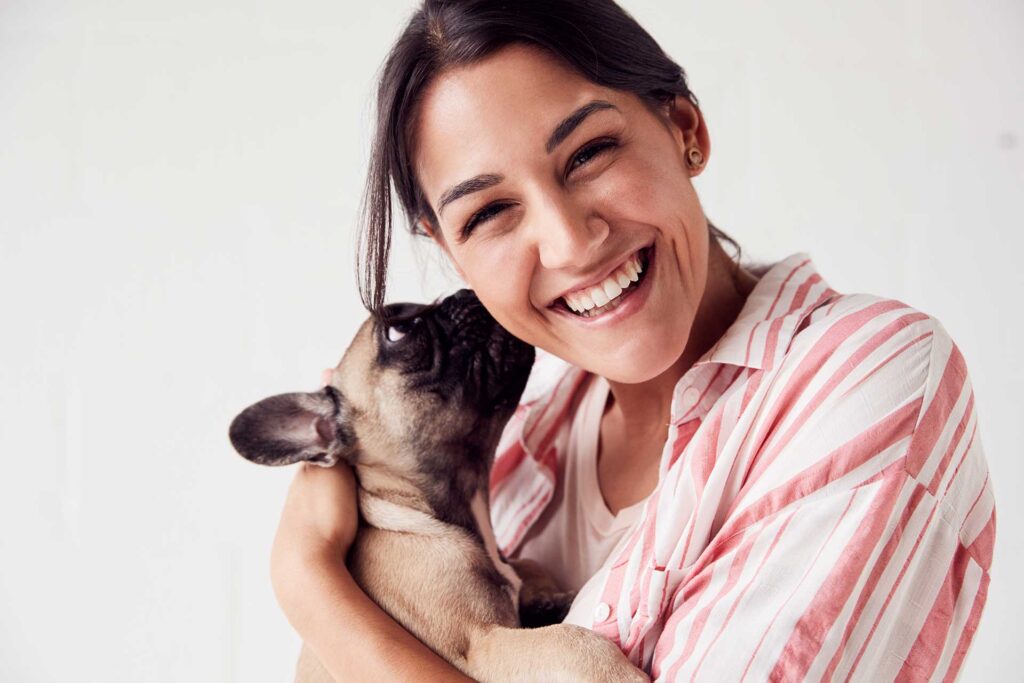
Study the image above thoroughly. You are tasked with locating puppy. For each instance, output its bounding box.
[229,289,649,683]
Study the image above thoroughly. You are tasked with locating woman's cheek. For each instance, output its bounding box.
[459,239,532,317]
[599,156,664,220]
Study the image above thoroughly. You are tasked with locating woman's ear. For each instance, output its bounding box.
[665,95,711,177]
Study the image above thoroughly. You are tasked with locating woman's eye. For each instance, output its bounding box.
[566,138,619,176]
[460,202,511,241]
[458,137,618,241]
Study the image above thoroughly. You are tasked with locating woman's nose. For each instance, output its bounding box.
[531,197,608,270]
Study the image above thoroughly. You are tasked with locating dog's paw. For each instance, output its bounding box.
[566,625,651,683]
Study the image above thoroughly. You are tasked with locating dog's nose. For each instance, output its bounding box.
[452,288,478,303]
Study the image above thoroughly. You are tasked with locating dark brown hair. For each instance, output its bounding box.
[358,0,743,314]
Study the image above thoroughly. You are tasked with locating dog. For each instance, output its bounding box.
[229,288,650,682]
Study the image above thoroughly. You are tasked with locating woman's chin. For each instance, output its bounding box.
[572,338,687,385]
[535,304,688,383]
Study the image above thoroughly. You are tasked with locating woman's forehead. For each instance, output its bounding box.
[412,44,633,207]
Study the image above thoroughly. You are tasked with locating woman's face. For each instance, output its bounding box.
[412,43,712,384]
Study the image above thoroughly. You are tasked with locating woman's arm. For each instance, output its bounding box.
[648,317,994,681]
[270,463,475,682]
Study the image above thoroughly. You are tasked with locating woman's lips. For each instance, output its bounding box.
[546,245,649,309]
[549,244,655,325]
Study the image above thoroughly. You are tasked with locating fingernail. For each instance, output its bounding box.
[320,368,333,388]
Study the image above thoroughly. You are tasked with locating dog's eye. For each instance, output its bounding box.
[385,317,421,343]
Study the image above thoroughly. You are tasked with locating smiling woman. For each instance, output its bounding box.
[269,1,995,681]
[407,43,757,386]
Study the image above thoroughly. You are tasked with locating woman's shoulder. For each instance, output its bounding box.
[786,290,959,378]
[736,288,991,570]
[767,289,980,488]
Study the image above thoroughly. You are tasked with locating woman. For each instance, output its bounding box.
[270,1,995,680]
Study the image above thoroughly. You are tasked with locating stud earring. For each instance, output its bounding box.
[686,147,704,170]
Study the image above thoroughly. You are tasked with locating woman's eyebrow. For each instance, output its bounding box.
[545,99,619,154]
[436,99,620,217]
[438,173,504,217]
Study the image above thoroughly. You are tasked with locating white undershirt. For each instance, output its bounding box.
[512,374,652,626]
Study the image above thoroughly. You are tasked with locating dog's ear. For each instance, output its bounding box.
[228,387,358,467]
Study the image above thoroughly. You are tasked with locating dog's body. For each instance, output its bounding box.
[230,290,649,682]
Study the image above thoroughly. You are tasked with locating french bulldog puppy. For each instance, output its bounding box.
[229,289,649,683]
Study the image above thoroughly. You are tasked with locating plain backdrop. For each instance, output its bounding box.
[1,0,1021,680]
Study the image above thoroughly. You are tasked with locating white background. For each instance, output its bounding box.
[1,0,1021,680]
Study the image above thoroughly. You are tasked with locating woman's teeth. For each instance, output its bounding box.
[562,250,645,317]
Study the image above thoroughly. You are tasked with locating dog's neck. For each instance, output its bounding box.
[354,463,484,534]
[354,463,522,600]
[357,489,452,536]
[354,465,443,533]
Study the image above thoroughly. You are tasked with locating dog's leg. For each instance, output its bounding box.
[465,623,650,683]
[507,557,576,628]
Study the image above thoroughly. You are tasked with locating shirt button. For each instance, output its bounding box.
[593,601,612,623]
[680,386,701,410]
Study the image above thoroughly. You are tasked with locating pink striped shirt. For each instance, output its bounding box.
[488,252,994,681]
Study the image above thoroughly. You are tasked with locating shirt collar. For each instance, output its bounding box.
[693,251,838,371]
[516,251,839,462]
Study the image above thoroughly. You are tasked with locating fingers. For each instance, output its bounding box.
[295,460,356,499]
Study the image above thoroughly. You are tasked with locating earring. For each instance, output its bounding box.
[686,147,704,170]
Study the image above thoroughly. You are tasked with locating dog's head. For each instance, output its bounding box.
[228,289,535,484]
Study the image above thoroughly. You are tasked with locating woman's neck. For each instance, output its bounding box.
[603,240,760,436]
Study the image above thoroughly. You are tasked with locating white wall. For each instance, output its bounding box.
[1,0,1020,680]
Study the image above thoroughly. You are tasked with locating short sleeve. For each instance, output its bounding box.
[649,313,994,682]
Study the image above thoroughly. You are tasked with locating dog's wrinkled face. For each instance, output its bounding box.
[228,289,535,485]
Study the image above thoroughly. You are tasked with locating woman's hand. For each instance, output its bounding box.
[268,460,476,682]
[271,461,359,574]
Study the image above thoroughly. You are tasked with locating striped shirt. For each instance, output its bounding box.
[488,252,994,681]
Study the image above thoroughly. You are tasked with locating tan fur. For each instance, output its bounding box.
[294,315,649,682]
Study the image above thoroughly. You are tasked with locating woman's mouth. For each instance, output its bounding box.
[549,245,654,322]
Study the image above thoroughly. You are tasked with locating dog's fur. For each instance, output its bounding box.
[229,290,649,682]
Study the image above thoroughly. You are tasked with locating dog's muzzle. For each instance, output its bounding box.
[378,289,535,413]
